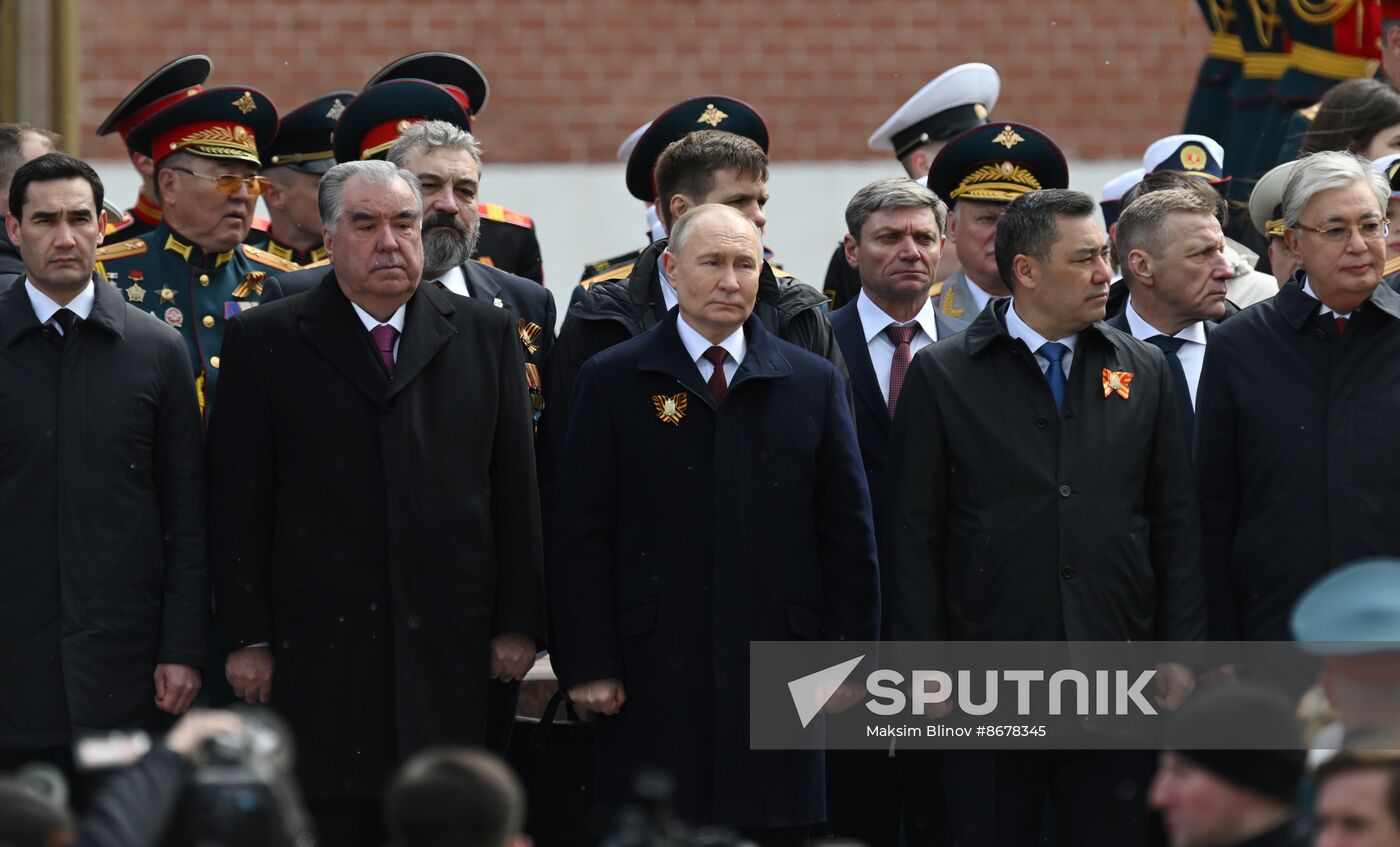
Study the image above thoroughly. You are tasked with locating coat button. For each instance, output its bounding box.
[1058,484,1072,498]
[1035,417,1048,429]
[209,356,220,369]
[1061,566,1075,579]
[199,274,210,286]
[202,315,215,328]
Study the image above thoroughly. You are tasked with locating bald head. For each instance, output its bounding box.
[662,204,763,343]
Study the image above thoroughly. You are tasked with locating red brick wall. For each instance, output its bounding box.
[79,0,1208,163]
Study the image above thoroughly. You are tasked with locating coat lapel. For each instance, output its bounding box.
[298,272,391,404]
[86,276,127,339]
[462,261,504,309]
[831,302,890,433]
[729,314,793,393]
[637,311,713,407]
[386,283,458,400]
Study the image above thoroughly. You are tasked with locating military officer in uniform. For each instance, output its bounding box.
[924,120,1069,336]
[367,52,544,284]
[246,91,354,267]
[94,85,297,411]
[822,63,1002,310]
[95,55,213,240]
[1247,159,1302,285]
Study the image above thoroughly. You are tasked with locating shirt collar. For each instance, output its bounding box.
[658,261,679,311]
[1301,275,1355,319]
[856,288,939,344]
[428,264,469,297]
[25,280,95,325]
[965,274,995,314]
[676,313,746,367]
[1124,297,1208,345]
[1005,299,1077,354]
[350,300,407,334]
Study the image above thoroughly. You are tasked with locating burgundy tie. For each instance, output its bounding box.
[370,324,399,376]
[885,323,918,416]
[704,346,729,404]
[1336,316,1349,335]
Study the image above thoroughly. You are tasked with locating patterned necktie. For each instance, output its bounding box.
[1037,342,1068,413]
[370,324,399,377]
[885,323,918,417]
[1146,335,1194,438]
[50,308,78,344]
[703,346,729,404]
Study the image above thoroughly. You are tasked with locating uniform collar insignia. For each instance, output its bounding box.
[1102,369,1133,399]
[652,391,687,425]
[163,233,192,261]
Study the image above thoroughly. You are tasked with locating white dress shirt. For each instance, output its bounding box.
[424,264,469,297]
[1005,299,1078,378]
[658,262,680,312]
[350,301,407,361]
[26,280,95,334]
[965,274,995,316]
[855,289,938,403]
[1124,298,1208,408]
[676,314,745,385]
[1301,276,1354,319]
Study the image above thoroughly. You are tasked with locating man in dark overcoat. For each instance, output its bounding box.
[886,189,1204,847]
[549,204,879,846]
[0,153,206,773]
[208,160,545,846]
[1197,150,1400,643]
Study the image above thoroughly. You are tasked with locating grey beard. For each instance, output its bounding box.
[422,226,478,279]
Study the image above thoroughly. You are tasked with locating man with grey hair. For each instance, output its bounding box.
[826,175,950,845]
[1197,150,1400,643]
[1108,188,1233,438]
[209,158,545,847]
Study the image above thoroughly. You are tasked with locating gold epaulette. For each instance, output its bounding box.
[582,262,636,286]
[771,265,795,279]
[1299,103,1321,121]
[1384,254,1400,276]
[300,258,331,270]
[240,243,301,272]
[477,202,534,229]
[95,237,148,262]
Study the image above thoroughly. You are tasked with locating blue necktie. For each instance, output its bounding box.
[1038,342,1068,412]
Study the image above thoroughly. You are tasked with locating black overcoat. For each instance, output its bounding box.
[886,300,1204,643]
[1196,278,1400,640]
[549,311,879,828]
[0,278,206,747]
[207,275,545,798]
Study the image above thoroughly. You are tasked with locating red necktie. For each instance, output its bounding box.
[1336,316,1349,335]
[704,346,729,404]
[886,323,917,416]
[370,324,399,377]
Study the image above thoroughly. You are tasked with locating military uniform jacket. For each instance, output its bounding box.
[932,270,991,338]
[95,220,299,406]
[549,311,878,826]
[243,229,327,267]
[1197,277,1400,640]
[475,202,543,283]
[886,300,1204,643]
[0,278,206,746]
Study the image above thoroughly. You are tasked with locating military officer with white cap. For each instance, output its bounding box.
[1247,160,1302,286]
[822,63,1001,309]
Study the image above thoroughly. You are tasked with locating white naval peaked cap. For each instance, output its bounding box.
[617,121,651,164]
[1101,167,1146,203]
[1247,160,1300,238]
[867,63,1001,155]
[1142,134,1227,182]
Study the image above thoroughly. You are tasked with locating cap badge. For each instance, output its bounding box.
[974,104,989,120]
[233,91,257,115]
[993,125,1025,150]
[652,391,688,426]
[1180,144,1208,171]
[697,103,729,128]
[999,161,1015,176]
[326,98,346,121]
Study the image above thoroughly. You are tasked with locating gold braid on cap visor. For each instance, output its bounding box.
[948,162,1044,203]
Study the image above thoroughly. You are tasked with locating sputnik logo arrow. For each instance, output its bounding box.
[787,655,865,729]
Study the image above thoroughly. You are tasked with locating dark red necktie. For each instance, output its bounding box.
[704,346,729,404]
[885,323,917,416]
[1336,316,1349,335]
[370,324,399,377]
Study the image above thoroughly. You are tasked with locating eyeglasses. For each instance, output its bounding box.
[1295,218,1390,244]
[170,167,270,196]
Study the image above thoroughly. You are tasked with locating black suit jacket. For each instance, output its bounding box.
[886,299,1204,643]
[208,275,545,798]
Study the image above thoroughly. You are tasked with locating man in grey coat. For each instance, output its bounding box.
[0,153,206,774]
